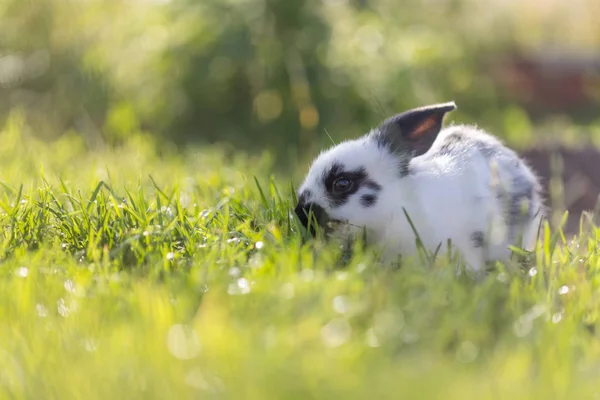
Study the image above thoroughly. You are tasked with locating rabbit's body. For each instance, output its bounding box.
[294,102,544,272]
[374,125,543,268]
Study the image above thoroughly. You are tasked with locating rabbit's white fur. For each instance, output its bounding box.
[295,102,543,272]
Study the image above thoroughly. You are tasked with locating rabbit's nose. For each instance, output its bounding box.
[294,202,328,236]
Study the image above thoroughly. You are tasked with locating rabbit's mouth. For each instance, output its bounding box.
[326,219,369,234]
[326,219,349,228]
[294,201,363,237]
[327,219,376,240]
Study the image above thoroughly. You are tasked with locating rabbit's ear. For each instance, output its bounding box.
[377,102,456,158]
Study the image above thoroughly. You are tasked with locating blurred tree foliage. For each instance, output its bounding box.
[0,0,599,161]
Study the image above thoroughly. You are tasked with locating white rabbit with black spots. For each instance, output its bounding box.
[294,102,544,273]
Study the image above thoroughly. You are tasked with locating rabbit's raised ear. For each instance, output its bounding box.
[376,102,456,158]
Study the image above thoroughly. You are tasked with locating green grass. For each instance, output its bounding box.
[1,117,600,399]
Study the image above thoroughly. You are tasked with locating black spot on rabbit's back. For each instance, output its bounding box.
[470,231,485,248]
[437,132,465,155]
[432,125,508,160]
[507,175,535,225]
[495,171,541,242]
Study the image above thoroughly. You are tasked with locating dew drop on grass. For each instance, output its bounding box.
[198,284,210,293]
[558,285,569,295]
[64,279,75,293]
[528,268,537,277]
[161,206,173,217]
[166,252,175,261]
[333,296,349,314]
[280,283,295,299]
[36,304,48,318]
[228,278,250,295]
[57,299,70,317]
[321,319,351,348]
[552,312,564,324]
[15,267,28,278]
[199,209,211,219]
[167,324,201,360]
[255,241,264,250]
[238,278,250,292]
[228,267,241,278]
[513,304,546,337]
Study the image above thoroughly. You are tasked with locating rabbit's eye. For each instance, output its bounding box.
[332,177,354,193]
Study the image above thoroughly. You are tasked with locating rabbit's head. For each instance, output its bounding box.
[294,102,456,237]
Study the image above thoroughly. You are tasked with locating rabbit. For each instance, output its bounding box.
[294,101,544,273]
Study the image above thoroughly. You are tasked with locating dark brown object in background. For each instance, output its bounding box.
[490,50,600,235]
[521,147,600,235]
[490,51,600,120]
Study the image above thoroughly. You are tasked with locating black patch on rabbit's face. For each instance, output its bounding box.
[470,231,485,248]
[297,189,312,205]
[360,194,377,207]
[365,180,382,191]
[294,202,328,236]
[321,163,382,207]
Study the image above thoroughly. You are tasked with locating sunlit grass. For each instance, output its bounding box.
[1,123,600,399]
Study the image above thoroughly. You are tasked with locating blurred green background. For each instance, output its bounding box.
[1,0,600,164]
